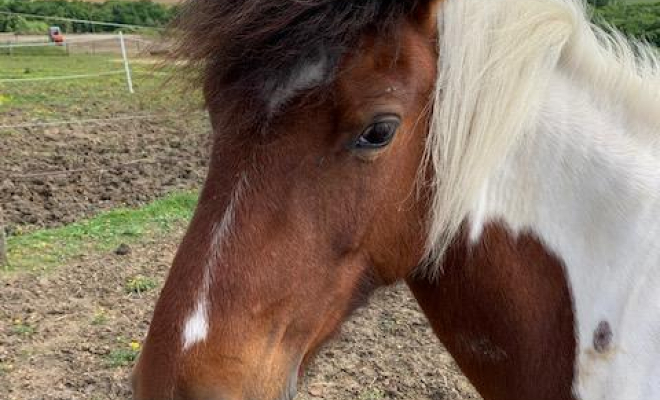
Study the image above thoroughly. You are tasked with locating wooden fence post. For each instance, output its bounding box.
[0,207,8,267]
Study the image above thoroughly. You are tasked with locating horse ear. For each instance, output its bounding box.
[413,0,443,38]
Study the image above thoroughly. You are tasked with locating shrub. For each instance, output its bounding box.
[593,2,660,47]
[0,0,177,34]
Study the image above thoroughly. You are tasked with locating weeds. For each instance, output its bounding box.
[106,340,141,368]
[359,388,386,400]
[125,275,157,294]
[4,191,197,272]
[11,319,35,337]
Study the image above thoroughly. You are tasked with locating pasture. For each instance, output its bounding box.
[0,46,479,398]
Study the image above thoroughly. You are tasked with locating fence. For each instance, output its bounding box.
[0,35,152,56]
[0,31,191,268]
[0,33,161,93]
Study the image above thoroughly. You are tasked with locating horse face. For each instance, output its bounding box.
[132,12,439,400]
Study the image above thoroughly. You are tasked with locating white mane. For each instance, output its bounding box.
[423,0,660,273]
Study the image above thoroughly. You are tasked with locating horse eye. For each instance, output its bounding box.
[354,117,400,150]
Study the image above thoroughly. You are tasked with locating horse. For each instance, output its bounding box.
[132,0,660,399]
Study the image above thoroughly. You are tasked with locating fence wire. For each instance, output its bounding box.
[0,70,125,82]
[0,111,204,130]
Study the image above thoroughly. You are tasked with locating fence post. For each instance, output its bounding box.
[119,31,134,94]
[0,207,8,267]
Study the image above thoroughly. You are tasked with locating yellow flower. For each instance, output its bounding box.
[130,341,141,352]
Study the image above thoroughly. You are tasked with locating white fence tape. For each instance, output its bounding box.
[0,37,157,49]
[0,70,125,82]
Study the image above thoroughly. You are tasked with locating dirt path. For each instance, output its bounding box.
[0,229,480,400]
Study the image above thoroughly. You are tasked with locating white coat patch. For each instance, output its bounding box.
[268,58,327,114]
[468,72,660,400]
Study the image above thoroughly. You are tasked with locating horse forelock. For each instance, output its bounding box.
[173,0,430,125]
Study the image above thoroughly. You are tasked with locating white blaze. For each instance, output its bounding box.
[182,174,247,351]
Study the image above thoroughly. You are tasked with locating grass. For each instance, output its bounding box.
[0,45,68,57]
[91,310,109,326]
[0,52,203,123]
[359,389,386,400]
[3,191,198,272]
[11,320,36,337]
[106,338,142,368]
[106,348,140,368]
[125,275,158,294]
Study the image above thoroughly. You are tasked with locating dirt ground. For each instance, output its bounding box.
[0,230,480,400]
[0,116,210,233]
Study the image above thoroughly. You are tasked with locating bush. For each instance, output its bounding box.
[0,0,177,34]
[2,15,49,34]
[588,0,617,7]
[594,3,660,47]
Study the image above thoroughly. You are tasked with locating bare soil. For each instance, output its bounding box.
[0,116,210,233]
[0,231,480,400]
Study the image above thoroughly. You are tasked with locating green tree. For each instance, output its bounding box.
[0,0,176,34]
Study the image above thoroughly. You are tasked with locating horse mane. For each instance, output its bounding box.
[172,0,425,123]
[423,0,660,274]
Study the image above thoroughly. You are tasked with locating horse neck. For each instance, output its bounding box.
[472,69,660,399]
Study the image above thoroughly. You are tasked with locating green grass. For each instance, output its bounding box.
[125,275,158,294]
[359,389,386,400]
[91,310,109,326]
[0,52,203,123]
[106,337,142,368]
[4,191,198,272]
[0,45,68,57]
[106,348,140,368]
[0,54,116,79]
[11,321,36,337]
